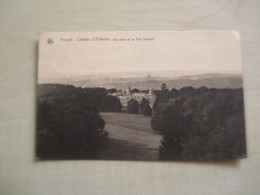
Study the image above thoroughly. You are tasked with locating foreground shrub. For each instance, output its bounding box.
[37,99,107,159]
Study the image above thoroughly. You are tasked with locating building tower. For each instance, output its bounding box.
[149,86,153,95]
[126,86,131,95]
[148,86,155,108]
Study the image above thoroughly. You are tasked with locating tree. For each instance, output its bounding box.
[152,87,246,160]
[36,86,108,159]
[179,86,194,97]
[140,98,148,113]
[140,98,152,116]
[143,103,152,116]
[100,95,122,112]
[151,103,190,134]
[151,103,192,159]
[131,88,140,93]
[82,87,108,106]
[161,83,168,91]
[107,88,117,94]
[170,88,180,97]
[127,99,139,114]
[152,90,172,110]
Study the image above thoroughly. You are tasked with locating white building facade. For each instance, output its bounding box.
[109,87,156,108]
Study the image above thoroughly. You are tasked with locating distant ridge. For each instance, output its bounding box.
[38,71,243,90]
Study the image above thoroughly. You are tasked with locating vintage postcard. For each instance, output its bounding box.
[37,31,246,160]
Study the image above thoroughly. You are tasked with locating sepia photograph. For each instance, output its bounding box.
[37,31,246,160]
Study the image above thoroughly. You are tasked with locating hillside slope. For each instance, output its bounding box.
[99,112,162,160]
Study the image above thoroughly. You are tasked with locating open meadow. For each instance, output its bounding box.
[99,112,162,160]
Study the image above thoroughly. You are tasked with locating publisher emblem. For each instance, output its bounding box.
[47,38,54,45]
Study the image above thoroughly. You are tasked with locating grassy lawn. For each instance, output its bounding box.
[99,112,162,160]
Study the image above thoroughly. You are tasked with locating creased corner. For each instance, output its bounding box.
[231,31,241,41]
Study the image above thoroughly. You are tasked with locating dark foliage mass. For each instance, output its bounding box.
[151,86,246,160]
[38,84,108,109]
[153,90,173,110]
[140,98,152,116]
[107,88,117,94]
[37,83,246,160]
[131,88,140,93]
[127,99,139,114]
[37,84,108,159]
[100,95,122,112]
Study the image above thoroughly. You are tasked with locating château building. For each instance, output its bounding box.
[109,86,156,108]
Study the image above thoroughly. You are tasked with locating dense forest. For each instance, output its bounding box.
[37,84,109,159]
[37,84,150,158]
[37,84,246,160]
[151,87,246,160]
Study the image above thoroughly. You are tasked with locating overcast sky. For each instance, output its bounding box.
[38,31,243,81]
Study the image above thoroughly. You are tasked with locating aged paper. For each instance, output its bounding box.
[37,31,246,160]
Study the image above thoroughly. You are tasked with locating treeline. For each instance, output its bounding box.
[38,84,122,112]
[107,88,141,94]
[151,87,246,160]
[126,99,152,116]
